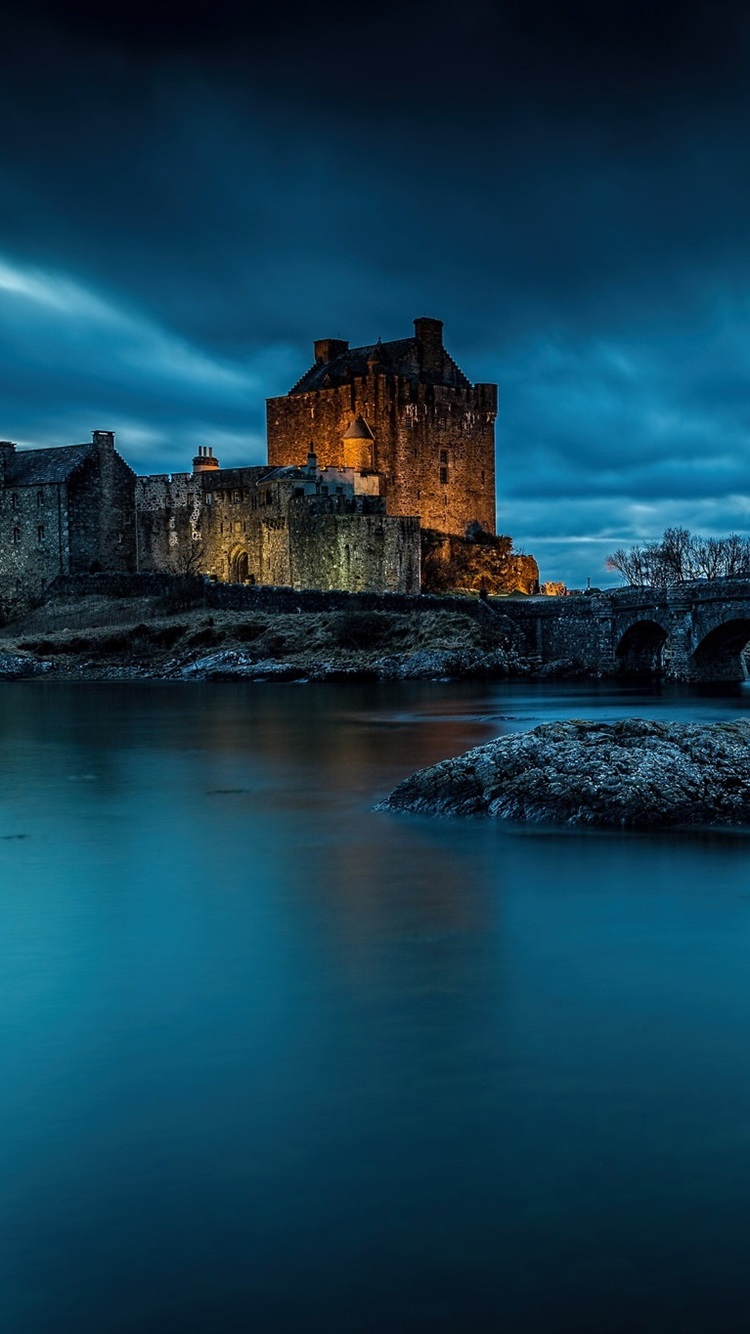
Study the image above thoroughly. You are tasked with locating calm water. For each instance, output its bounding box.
[3,680,750,1332]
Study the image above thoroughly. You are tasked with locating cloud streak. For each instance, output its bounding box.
[3,2,750,585]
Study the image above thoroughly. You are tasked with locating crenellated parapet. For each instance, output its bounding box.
[267,317,497,537]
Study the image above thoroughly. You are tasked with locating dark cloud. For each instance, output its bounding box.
[2,1,750,585]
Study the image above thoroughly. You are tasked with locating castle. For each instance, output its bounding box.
[267,316,497,535]
[0,317,506,601]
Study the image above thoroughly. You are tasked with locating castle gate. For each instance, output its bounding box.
[229,548,250,584]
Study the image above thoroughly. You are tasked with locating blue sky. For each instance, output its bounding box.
[3,0,750,587]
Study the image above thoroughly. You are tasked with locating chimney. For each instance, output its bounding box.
[92,429,115,451]
[0,440,15,482]
[414,317,444,375]
[193,445,220,473]
[314,338,349,366]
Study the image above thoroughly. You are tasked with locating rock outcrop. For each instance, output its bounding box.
[0,653,51,679]
[380,718,750,829]
[178,645,519,682]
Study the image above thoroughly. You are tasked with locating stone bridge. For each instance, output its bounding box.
[500,580,750,683]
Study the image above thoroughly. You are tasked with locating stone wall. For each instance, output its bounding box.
[289,504,421,594]
[0,434,136,601]
[68,437,137,575]
[48,571,495,618]
[135,468,271,582]
[267,373,496,536]
[0,482,69,598]
[135,468,420,594]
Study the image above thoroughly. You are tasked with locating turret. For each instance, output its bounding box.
[342,416,375,471]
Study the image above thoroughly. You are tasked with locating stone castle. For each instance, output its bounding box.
[0,317,524,601]
[267,316,496,535]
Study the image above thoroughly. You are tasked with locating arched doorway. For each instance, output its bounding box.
[615,620,669,677]
[690,618,750,683]
[229,549,250,583]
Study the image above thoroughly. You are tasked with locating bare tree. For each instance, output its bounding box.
[606,529,750,587]
[169,541,206,577]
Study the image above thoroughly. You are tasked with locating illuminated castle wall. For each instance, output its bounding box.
[266,317,497,536]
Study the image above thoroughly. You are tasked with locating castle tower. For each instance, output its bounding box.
[341,416,375,471]
[266,316,496,535]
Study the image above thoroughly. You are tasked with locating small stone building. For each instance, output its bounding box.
[266,317,497,536]
[0,431,136,599]
[135,448,420,594]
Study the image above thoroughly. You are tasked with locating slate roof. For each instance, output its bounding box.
[8,443,96,486]
[289,337,472,395]
[342,415,375,440]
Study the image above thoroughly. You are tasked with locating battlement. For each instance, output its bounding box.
[267,317,497,536]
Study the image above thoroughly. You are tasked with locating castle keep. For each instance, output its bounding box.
[0,316,511,599]
[267,317,497,536]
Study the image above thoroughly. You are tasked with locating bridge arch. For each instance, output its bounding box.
[690,618,750,682]
[615,619,670,676]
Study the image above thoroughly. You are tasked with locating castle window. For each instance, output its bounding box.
[37,524,45,543]
[205,493,213,506]
[11,493,18,510]
[481,469,485,483]
[37,490,43,507]
[440,466,449,484]
[234,491,240,503]
[440,450,448,464]
[12,526,19,544]
[117,531,123,544]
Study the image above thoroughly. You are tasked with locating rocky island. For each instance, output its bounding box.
[381,718,750,829]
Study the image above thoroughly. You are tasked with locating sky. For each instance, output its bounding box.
[2,0,750,587]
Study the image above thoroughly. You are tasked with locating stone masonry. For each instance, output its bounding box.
[266,317,497,536]
[135,449,420,594]
[0,431,136,600]
[0,316,509,600]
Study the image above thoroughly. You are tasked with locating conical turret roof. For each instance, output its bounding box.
[342,415,375,441]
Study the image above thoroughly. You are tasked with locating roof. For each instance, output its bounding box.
[289,336,472,395]
[342,415,375,441]
[8,443,97,486]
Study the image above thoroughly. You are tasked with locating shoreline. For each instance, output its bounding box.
[0,594,590,684]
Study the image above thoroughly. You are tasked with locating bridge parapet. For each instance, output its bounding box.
[495,579,750,682]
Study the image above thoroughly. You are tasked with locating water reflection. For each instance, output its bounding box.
[2,680,750,1330]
